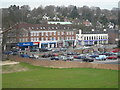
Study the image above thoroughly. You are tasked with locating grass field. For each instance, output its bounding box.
[2,63,118,88]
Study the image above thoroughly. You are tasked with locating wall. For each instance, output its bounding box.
[9,56,119,70]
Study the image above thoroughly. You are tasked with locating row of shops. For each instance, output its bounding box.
[78,39,108,45]
[16,40,75,50]
[6,39,108,51]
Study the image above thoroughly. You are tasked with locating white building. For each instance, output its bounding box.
[76,30,108,45]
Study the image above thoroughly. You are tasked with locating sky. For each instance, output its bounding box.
[0,0,120,10]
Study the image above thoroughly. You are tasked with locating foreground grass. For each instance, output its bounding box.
[2,63,118,88]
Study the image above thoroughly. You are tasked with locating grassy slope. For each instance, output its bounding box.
[2,63,118,88]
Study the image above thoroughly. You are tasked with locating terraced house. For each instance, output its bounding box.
[6,22,77,50]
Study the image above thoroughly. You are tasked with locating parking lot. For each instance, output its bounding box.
[3,45,120,65]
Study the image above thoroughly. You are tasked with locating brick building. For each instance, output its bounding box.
[6,23,77,50]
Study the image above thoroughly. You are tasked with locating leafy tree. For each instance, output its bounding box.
[69,6,79,19]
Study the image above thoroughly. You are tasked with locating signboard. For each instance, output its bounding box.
[17,42,40,46]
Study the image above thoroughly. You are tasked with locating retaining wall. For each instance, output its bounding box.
[9,55,119,70]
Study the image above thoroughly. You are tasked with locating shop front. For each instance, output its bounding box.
[17,42,40,50]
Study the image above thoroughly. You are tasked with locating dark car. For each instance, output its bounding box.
[51,57,59,60]
[30,49,38,52]
[39,48,49,52]
[82,57,94,62]
[12,51,18,55]
[89,55,99,58]
[74,56,86,59]
[4,51,13,55]
[20,54,30,58]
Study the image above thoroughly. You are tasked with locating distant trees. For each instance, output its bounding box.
[69,6,79,19]
[2,5,118,29]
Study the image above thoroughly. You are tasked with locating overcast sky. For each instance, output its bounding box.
[0,0,120,10]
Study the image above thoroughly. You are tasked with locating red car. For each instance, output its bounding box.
[106,56,118,59]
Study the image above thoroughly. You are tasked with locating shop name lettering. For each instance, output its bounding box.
[23,43,31,45]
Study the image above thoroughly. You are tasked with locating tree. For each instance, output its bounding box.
[69,6,79,19]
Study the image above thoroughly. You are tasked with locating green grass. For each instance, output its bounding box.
[2,63,118,88]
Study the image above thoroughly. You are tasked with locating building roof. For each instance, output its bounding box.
[48,21,72,25]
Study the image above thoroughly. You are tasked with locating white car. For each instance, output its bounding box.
[95,55,107,60]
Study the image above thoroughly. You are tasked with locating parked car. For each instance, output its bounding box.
[95,55,107,60]
[51,57,59,60]
[59,56,67,61]
[82,57,94,62]
[4,51,13,55]
[66,56,74,61]
[60,48,67,51]
[89,55,99,58]
[30,49,39,52]
[106,56,118,59]
[74,56,86,59]
[118,52,120,58]
[20,54,30,58]
[39,48,49,52]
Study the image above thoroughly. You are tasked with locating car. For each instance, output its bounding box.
[74,56,86,59]
[106,56,118,59]
[4,51,13,55]
[95,55,107,60]
[89,55,99,58]
[60,48,67,51]
[59,56,68,61]
[30,49,38,52]
[66,56,74,61]
[20,54,30,58]
[82,57,94,62]
[51,57,59,60]
[12,51,18,55]
[39,48,49,52]
[118,52,120,58]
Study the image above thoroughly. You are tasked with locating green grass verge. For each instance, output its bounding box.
[2,63,119,88]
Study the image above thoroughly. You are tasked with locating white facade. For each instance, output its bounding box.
[76,30,108,45]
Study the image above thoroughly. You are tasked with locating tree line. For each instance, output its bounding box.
[2,5,118,29]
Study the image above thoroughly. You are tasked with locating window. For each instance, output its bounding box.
[50,32,52,36]
[41,37,44,41]
[50,37,52,40]
[58,37,60,40]
[41,32,44,36]
[54,32,56,35]
[36,27,39,29]
[46,32,48,36]
[58,32,60,35]
[64,27,66,29]
[43,27,45,29]
[40,27,43,29]
[32,27,34,29]
[62,32,64,35]
[52,27,54,29]
[56,27,58,29]
[31,32,33,36]
[66,32,68,35]
[46,37,48,41]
